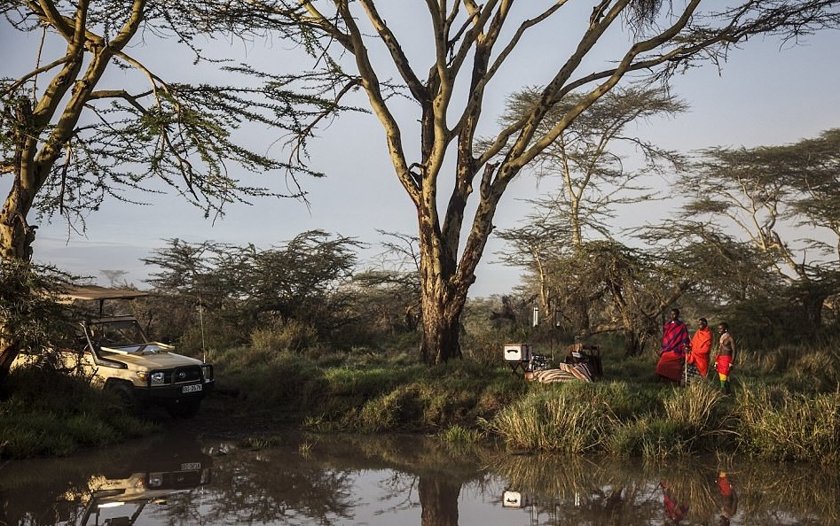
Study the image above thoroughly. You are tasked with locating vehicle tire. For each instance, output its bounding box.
[167,398,202,418]
[104,381,140,413]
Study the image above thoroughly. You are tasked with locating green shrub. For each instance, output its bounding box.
[439,424,483,444]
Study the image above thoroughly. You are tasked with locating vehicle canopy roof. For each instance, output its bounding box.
[60,285,149,317]
[59,285,148,302]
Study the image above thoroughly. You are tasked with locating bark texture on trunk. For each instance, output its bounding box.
[0,126,38,384]
[419,287,463,365]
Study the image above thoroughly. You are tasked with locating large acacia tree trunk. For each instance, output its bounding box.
[418,276,465,365]
[417,203,471,364]
[0,182,39,384]
[0,100,42,384]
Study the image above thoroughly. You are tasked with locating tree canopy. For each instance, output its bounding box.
[219,0,840,363]
[0,0,344,381]
[680,128,840,332]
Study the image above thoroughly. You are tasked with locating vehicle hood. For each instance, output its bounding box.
[100,350,203,369]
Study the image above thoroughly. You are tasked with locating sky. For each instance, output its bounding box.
[2,2,840,296]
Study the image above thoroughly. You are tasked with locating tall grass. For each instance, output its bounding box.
[208,339,840,462]
[485,384,617,453]
[736,385,840,463]
[486,373,838,462]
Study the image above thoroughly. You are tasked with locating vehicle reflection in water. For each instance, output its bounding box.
[1,432,839,525]
[0,433,212,526]
[79,459,211,526]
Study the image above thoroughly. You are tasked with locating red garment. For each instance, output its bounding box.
[656,351,684,383]
[662,320,690,355]
[687,327,713,377]
[716,354,732,376]
[664,493,688,521]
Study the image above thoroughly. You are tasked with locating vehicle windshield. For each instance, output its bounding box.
[89,319,147,347]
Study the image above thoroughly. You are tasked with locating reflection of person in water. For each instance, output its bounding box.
[717,471,738,526]
[659,481,689,523]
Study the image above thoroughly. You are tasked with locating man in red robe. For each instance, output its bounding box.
[656,308,690,383]
[687,318,713,377]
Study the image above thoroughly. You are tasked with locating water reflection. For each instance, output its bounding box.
[1,433,838,525]
[490,453,840,525]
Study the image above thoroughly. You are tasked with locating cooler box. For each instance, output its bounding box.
[503,343,530,363]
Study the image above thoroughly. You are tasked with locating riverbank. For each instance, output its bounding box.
[2,342,838,462]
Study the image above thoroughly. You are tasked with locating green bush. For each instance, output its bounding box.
[486,385,617,453]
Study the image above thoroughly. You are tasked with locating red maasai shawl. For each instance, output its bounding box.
[661,320,689,355]
[687,327,713,376]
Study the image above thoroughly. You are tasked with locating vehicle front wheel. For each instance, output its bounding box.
[167,398,202,418]
[104,381,139,413]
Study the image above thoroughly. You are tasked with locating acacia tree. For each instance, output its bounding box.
[496,85,685,321]
[347,231,422,338]
[682,129,840,332]
[499,85,685,248]
[200,1,838,363]
[0,1,341,380]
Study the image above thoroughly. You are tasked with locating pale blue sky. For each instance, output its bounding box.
[2,4,839,295]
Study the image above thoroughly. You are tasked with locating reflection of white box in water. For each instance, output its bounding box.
[503,343,530,363]
[502,490,525,508]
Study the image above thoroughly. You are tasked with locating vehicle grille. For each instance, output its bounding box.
[173,366,202,384]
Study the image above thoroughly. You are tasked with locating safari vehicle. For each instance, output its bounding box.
[39,286,213,417]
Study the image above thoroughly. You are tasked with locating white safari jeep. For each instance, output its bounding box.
[58,286,214,417]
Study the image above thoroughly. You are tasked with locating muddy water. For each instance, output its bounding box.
[1,432,838,525]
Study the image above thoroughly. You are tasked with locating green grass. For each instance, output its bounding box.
[211,345,527,432]
[206,340,840,462]
[0,367,156,459]
[5,337,839,463]
[484,343,840,462]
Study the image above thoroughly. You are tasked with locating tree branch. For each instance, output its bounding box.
[0,56,69,99]
[359,0,428,102]
[335,1,419,203]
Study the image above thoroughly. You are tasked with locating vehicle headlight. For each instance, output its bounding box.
[148,474,163,488]
[201,364,213,382]
[150,371,166,386]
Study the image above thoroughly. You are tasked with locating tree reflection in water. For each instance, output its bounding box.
[2,433,840,525]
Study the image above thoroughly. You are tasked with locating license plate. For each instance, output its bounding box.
[182,384,202,394]
[181,462,201,471]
